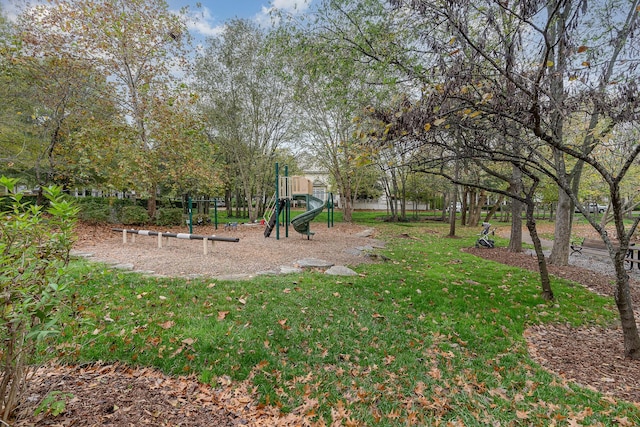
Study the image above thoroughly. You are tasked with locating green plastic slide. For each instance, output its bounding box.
[291,195,325,235]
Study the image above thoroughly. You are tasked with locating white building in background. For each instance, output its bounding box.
[300,170,435,211]
[302,170,332,202]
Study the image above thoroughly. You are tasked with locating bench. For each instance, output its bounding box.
[571,237,640,270]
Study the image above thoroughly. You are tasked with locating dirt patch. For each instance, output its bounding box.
[72,221,383,278]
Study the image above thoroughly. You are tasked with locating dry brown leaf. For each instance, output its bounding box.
[158,320,175,329]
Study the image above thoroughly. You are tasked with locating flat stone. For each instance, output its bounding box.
[279,266,303,274]
[296,258,334,268]
[355,229,374,238]
[344,248,363,256]
[113,263,134,270]
[256,270,279,276]
[325,265,358,276]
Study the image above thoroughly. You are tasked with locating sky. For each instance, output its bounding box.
[1,0,313,40]
[171,0,313,38]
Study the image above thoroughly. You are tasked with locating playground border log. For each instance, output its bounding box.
[112,228,239,255]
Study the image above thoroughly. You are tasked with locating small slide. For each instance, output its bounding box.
[264,199,287,238]
[291,195,326,236]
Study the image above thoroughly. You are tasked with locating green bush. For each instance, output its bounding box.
[120,205,149,225]
[0,176,78,421]
[78,204,111,224]
[154,208,184,226]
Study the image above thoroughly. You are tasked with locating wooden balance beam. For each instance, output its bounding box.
[112,228,239,255]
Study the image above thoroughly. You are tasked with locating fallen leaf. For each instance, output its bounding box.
[182,338,196,346]
[614,416,634,427]
[217,311,229,321]
[158,320,175,329]
[218,375,232,386]
[278,319,290,330]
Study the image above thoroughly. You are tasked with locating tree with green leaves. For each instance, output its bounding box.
[195,19,297,222]
[276,1,406,222]
[15,0,195,216]
[0,7,41,185]
[346,0,640,357]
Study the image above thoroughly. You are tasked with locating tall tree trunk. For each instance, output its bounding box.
[484,194,504,223]
[342,185,354,222]
[526,201,554,300]
[460,187,468,226]
[448,162,460,237]
[611,247,640,358]
[549,189,572,265]
[509,166,524,253]
[468,190,485,227]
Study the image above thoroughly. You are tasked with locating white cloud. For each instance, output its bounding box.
[1,0,21,22]
[182,6,224,38]
[177,1,312,39]
[254,0,311,27]
[272,0,311,14]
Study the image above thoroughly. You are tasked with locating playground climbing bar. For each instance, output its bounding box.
[112,228,239,255]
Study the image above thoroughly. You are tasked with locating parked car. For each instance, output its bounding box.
[575,203,607,213]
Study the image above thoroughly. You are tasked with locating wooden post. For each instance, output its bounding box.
[158,232,162,248]
[203,237,208,255]
[122,229,127,244]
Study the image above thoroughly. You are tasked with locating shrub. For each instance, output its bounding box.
[0,176,78,421]
[120,205,149,225]
[154,208,184,227]
[77,203,111,224]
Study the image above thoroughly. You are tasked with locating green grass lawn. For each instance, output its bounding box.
[48,216,638,425]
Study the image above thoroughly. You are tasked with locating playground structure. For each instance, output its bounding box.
[113,228,239,255]
[182,195,226,233]
[264,163,334,240]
